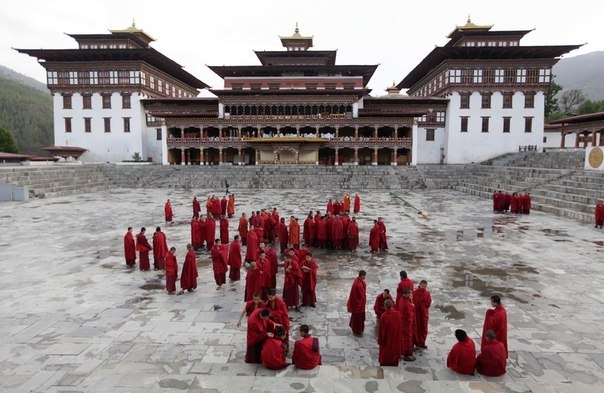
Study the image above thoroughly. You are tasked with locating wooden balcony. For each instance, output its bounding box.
[167,136,413,149]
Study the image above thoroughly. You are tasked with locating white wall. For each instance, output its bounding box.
[415,126,445,164]
[53,92,145,162]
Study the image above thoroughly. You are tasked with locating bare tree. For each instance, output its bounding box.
[560,89,586,115]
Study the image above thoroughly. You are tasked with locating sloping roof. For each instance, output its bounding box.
[397,45,583,89]
[547,111,604,125]
[254,50,337,66]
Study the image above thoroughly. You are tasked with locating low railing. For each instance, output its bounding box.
[519,145,538,152]
[168,136,412,145]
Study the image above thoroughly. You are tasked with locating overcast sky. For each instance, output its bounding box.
[3,0,599,97]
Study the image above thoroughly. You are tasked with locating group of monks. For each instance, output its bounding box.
[595,200,604,228]
[347,270,508,376]
[492,190,531,214]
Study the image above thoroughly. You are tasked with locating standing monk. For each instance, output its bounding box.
[396,270,414,304]
[265,243,279,290]
[228,235,242,281]
[413,280,432,349]
[347,217,359,251]
[398,288,416,361]
[378,300,402,366]
[481,295,508,358]
[179,244,198,294]
[301,253,318,307]
[205,215,216,251]
[245,229,259,264]
[192,196,201,218]
[278,218,289,254]
[164,199,173,224]
[245,308,274,364]
[211,239,228,289]
[164,247,178,294]
[238,213,249,245]
[283,251,302,311]
[595,200,604,228]
[292,324,322,370]
[369,220,380,253]
[135,227,152,271]
[377,217,388,251]
[266,288,290,350]
[227,194,235,218]
[244,257,264,302]
[219,215,229,244]
[354,194,361,214]
[347,270,367,337]
[288,216,300,249]
[123,227,136,268]
[152,226,168,270]
[237,292,265,328]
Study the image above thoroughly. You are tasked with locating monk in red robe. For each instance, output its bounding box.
[481,295,508,358]
[265,243,279,289]
[343,194,351,213]
[398,287,416,361]
[277,218,289,254]
[245,230,258,263]
[227,194,235,218]
[164,247,178,294]
[377,217,388,251]
[228,235,242,281]
[326,199,334,215]
[476,330,507,376]
[594,200,604,228]
[237,292,265,328]
[353,194,361,213]
[205,215,216,251]
[347,217,359,251]
[238,213,248,245]
[197,216,207,250]
[212,197,222,218]
[258,251,273,300]
[292,324,322,370]
[179,244,198,294]
[192,196,200,218]
[152,226,168,270]
[164,199,173,223]
[211,239,228,289]
[283,251,302,310]
[288,216,300,249]
[244,258,264,302]
[522,193,531,214]
[303,213,313,247]
[266,289,290,349]
[373,289,394,319]
[123,227,136,268]
[347,270,367,336]
[369,220,380,253]
[413,280,432,349]
[135,227,152,271]
[316,216,327,249]
[245,308,274,364]
[219,215,229,244]
[378,300,402,366]
[447,329,476,375]
[331,215,344,249]
[396,270,414,304]
[301,253,318,307]
[261,326,289,370]
[191,217,201,250]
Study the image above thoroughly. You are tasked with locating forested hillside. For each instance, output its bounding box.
[0,65,53,154]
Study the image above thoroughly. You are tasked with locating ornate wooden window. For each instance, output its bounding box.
[123,118,131,133]
[306,83,317,90]
[494,69,505,83]
[448,69,462,84]
[99,71,110,85]
[62,94,72,109]
[538,69,551,83]
[325,83,337,90]
[524,117,533,133]
[516,69,527,83]
[460,92,470,109]
[58,71,69,86]
[436,111,446,122]
[121,93,131,109]
[231,83,243,90]
[481,117,490,133]
[82,94,92,109]
[473,69,483,83]
[78,71,90,85]
[102,94,111,109]
[502,92,513,109]
[64,117,72,133]
[503,117,511,133]
[426,129,435,141]
[460,117,468,132]
[118,70,130,84]
[104,117,111,133]
[47,71,58,85]
[524,92,535,109]
[481,92,491,109]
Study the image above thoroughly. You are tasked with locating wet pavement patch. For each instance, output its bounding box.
[434,305,465,320]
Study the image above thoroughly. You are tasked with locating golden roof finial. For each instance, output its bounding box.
[295,22,299,34]
[467,14,471,24]
[132,18,136,28]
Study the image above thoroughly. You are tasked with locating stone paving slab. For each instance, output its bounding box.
[1,187,604,392]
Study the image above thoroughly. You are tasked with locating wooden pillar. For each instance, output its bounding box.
[592,130,598,147]
[600,130,604,146]
[354,148,359,164]
[575,132,580,148]
[256,150,260,165]
[355,126,359,139]
[200,148,205,165]
[334,148,339,166]
[219,148,224,164]
[372,148,378,165]
[373,127,377,139]
[296,126,300,137]
[237,149,242,165]
[180,149,185,166]
[335,127,339,139]
[391,149,397,165]
[560,132,566,148]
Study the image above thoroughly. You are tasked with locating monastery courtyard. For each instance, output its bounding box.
[0,186,603,393]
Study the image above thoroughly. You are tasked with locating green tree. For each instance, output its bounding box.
[560,89,586,115]
[577,99,604,115]
[545,78,562,118]
[0,127,19,153]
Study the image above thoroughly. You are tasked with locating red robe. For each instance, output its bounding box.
[303,217,313,246]
[277,222,289,253]
[398,297,415,356]
[347,277,366,335]
[221,198,227,216]
[482,304,508,358]
[265,247,279,289]
[244,259,264,301]
[595,203,604,226]
[301,258,318,306]
[197,219,207,249]
[191,219,201,250]
[292,336,322,370]
[413,287,432,347]
[165,251,178,293]
[288,219,300,248]
[343,196,350,212]
[135,232,152,271]
[522,194,531,214]
[238,216,249,245]
[266,296,290,334]
[261,337,289,370]
[192,198,201,218]
[164,202,173,222]
[180,250,198,291]
[152,231,168,270]
[244,300,266,316]
[245,308,269,364]
[219,218,229,244]
[377,221,388,250]
[283,257,302,307]
[326,200,334,215]
[476,339,507,376]
[211,244,228,286]
[396,278,415,304]
[228,240,242,281]
[331,217,344,249]
[373,293,394,318]
[378,308,403,366]
[353,195,361,213]
[347,221,359,251]
[123,232,136,266]
[369,224,380,252]
[447,338,476,375]
[316,219,327,248]
[227,196,235,218]
[245,231,258,263]
[205,218,216,250]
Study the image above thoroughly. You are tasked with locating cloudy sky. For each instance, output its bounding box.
[2,0,599,96]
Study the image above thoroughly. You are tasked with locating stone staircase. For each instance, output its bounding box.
[0,165,115,198]
[502,148,585,169]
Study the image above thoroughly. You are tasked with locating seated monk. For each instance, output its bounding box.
[447,329,476,375]
[476,330,507,377]
[292,324,322,370]
[261,326,289,370]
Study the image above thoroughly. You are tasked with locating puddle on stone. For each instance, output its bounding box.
[434,305,465,320]
[450,264,536,303]
[140,283,164,290]
[101,263,115,269]
[541,228,569,237]
[405,366,429,374]
[584,239,604,247]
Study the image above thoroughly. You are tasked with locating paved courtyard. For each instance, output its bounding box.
[0,187,603,393]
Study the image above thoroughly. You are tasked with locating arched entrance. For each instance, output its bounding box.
[205,148,220,165]
[357,147,373,165]
[397,148,411,165]
[377,148,393,165]
[241,147,256,165]
[339,147,355,165]
[318,147,335,165]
